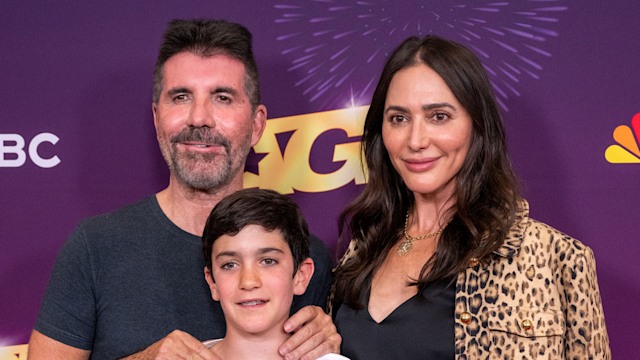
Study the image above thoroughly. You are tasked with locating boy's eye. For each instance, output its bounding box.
[261,258,278,266]
[220,261,238,270]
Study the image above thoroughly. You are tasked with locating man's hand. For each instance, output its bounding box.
[278,306,341,360]
[122,330,221,360]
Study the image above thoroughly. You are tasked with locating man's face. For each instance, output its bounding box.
[153,52,266,190]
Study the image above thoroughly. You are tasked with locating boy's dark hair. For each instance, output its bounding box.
[152,19,261,110]
[203,188,310,275]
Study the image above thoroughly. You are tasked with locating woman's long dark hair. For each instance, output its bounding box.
[333,35,520,309]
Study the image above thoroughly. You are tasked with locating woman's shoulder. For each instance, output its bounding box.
[518,210,594,261]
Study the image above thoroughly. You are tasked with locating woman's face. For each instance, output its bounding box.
[382,63,473,199]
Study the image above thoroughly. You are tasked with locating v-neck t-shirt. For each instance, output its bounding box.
[334,277,455,359]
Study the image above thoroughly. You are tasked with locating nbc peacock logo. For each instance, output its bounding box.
[605,113,640,164]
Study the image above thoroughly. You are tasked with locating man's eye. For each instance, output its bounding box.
[173,94,188,102]
[217,95,231,102]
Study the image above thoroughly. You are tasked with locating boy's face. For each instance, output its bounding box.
[204,224,314,337]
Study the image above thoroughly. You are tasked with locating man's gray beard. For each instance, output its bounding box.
[158,125,253,191]
[171,150,235,190]
[159,140,251,191]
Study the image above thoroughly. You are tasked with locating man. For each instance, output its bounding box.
[28,19,339,360]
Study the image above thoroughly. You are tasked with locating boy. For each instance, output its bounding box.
[202,188,348,359]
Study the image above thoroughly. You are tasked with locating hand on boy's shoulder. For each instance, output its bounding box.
[280,305,342,360]
[124,330,221,360]
[201,338,224,360]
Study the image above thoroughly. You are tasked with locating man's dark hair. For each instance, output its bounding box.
[203,188,310,276]
[152,19,261,110]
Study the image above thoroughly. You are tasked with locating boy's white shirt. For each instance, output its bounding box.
[203,339,350,359]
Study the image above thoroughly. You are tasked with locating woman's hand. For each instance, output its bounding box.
[278,305,342,360]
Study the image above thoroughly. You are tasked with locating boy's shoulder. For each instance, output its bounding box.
[202,339,350,359]
[203,338,222,348]
[318,354,351,360]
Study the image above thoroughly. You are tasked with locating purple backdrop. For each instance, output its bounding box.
[1,1,638,358]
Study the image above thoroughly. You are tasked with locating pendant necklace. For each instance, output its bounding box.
[397,211,442,256]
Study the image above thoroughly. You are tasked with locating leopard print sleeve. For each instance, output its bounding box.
[561,244,611,359]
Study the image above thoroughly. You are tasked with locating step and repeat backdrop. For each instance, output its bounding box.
[1,1,638,358]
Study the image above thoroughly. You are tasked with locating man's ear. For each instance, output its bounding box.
[292,258,315,296]
[250,104,267,147]
[204,266,220,301]
[152,103,159,130]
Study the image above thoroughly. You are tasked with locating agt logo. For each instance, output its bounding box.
[0,343,28,360]
[244,106,368,194]
[0,133,60,168]
[605,113,640,164]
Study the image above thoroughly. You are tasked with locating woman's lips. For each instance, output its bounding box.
[404,157,439,172]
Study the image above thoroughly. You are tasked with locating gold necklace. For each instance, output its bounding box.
[397,211,442,256]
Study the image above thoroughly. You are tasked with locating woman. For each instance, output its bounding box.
[331,35,610,359]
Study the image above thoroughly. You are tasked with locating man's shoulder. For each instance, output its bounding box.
[78,195,157,229]
[309,234,333,268]
[71,195,165,244]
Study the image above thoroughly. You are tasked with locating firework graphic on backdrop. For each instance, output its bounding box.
[273,0,568,112]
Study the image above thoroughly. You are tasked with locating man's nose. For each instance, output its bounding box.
[188,98,216,128]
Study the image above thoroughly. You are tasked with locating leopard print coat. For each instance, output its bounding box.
[331,200,611,359]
